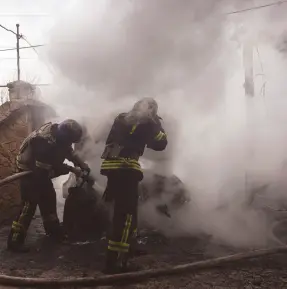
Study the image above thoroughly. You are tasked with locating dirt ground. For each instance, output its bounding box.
[1,202,287,289]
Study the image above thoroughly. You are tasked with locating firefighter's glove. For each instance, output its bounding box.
[73,166,84,178]
[80,162,90,174]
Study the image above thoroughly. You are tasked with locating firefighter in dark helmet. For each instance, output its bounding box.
[7,119,90,252]
[101,97,168,274]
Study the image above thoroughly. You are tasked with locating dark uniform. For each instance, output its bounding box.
[101,100,167,273]
[7,120,88,252]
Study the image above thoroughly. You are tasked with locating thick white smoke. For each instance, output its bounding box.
[44,0,287,248]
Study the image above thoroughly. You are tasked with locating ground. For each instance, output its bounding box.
[1,202,287,289]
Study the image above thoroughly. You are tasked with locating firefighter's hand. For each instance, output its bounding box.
[72,166,84,178]
[80,162,90,173]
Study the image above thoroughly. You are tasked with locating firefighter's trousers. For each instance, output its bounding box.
[7,173,62,248]
[103,170,141,271]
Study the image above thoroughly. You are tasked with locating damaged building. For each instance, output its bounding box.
[0,81,56,224]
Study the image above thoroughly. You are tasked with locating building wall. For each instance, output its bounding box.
[0,111,30,224]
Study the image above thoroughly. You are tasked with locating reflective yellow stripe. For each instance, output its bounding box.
[14,201,32,236]
[35,161,52,170]
[101,159,142,172]
[130,124,137,134]
[12,221,22,228]
[12,221,24,232]
[102,162,140,167]
[12,232,20,242]
[108,240,130,248]
[125,215,133,243]
[16,161,30,171]
[154,131,166,141]
[103,158,140,164]
[121,214,132,244]
[18,202,30,223]
[107,246,129,253]
[16,156,30,171]
[107,215,133,254]
[101,165,142,171]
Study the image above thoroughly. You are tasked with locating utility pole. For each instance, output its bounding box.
[243,43,254,98]
[16,23,20,81]
[243,41,255,204]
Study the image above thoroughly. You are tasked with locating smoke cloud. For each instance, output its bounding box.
[44,0,287,248]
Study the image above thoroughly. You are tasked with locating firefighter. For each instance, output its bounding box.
[7,119,90,252]
[100,97,168,274]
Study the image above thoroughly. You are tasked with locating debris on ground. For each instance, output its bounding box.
[1,202,287,288]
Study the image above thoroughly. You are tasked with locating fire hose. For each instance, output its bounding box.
[0,246,286,287]
[0,166,89,188]
[1,172,287,287]
[0,171,32,187]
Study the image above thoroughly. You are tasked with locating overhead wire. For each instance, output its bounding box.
[0,45,45,52]
[20,35,40,56]
[0,1,284,89]
[225,0,287,15]
[0,23,54,82]
[0,23,17,35]
[0,1,282,53]
[19,35,55,76]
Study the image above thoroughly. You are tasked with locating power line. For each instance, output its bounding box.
[226,0,287,15]
[0,83,51,87]
[0,57,37,60]
[0,23,17,35]
[21,35,41,57]
[0,13,50,17]
[35,84,52,86]
[0,23,53,81]
[0,44,45,52]
[20,35,55,76]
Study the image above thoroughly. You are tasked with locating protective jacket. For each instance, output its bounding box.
[100,113,167,177]
[16,122,80,178]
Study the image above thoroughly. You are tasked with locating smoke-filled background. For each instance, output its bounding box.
[38,0,287,248]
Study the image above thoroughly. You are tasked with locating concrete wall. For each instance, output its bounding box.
[0,110,30,224]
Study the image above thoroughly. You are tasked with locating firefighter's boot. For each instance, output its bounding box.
[44,219,67,243]
[129,231,148,258]
[103,250,121,275]
[7,226,30,253]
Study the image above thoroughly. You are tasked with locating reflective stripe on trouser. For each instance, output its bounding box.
[11,201,37,244]
[104,170,139,271]
[107,214,133,258]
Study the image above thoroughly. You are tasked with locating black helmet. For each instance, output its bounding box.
[132,97,158,119]
[56,119,83,144]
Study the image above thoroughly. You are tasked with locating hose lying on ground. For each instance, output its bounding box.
[0,246,287,287]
